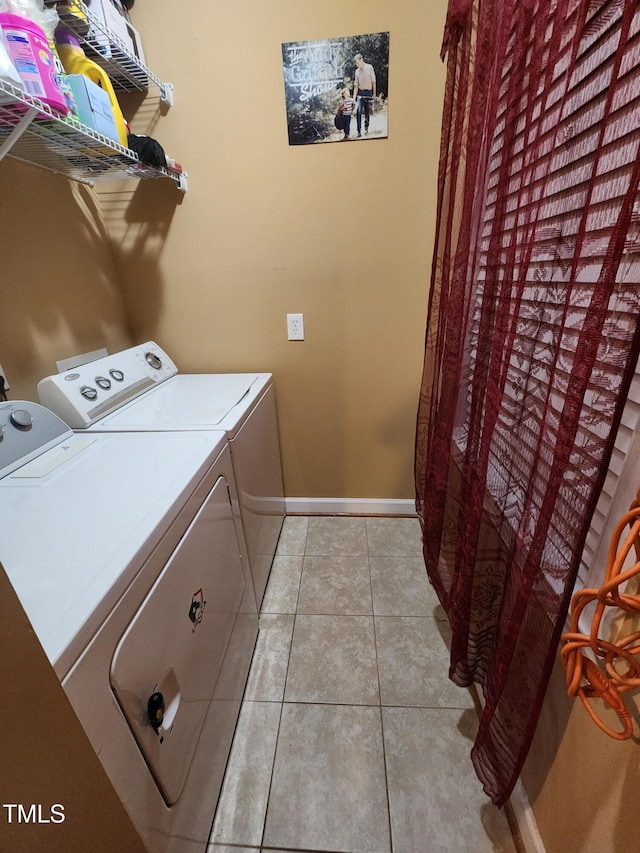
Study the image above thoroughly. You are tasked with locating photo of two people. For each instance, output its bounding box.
[282,32,390,146]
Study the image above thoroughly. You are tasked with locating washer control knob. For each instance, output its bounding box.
[147,692,165,733]
[80,386,98,401]
[95,376,111,390]
[109,369,124,382]
[145,351,162,370]
[10,409,33,430]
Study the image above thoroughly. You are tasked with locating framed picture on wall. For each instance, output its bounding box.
[281,32,389,146]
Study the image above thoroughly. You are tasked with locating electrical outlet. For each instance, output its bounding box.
[287,313,305,341]
[0,362,9,391]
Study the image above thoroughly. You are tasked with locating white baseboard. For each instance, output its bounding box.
[510,779,546,853]
[284,497,416,516]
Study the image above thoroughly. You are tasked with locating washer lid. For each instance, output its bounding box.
[0,429,227,678]
[92,373,272,436]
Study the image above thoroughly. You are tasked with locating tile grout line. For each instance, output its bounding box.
[258,695,284,850]
[366,518,395,853]
[243,698,476,712]
[259,517,309,850]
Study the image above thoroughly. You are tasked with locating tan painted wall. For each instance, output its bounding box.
[521,654,640,853]
[0,162,133,400]
[105,0,448,499]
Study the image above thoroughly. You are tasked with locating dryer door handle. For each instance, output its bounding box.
[147,691,165,733]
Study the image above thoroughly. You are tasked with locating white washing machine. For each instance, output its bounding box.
[0,400,258,853]
[38,342,285,608]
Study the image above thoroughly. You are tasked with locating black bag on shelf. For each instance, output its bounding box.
[127,133,166,168]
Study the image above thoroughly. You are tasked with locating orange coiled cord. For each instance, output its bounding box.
[561,489,640,740]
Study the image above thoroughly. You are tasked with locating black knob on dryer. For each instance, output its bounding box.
[147,692,165,733]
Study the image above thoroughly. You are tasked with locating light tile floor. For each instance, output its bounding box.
[208,516,518,853]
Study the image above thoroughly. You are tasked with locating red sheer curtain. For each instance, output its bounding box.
[415,0,640,806]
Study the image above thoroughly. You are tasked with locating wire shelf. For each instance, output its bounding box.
[0,80,185,188]
[50,1,173,102]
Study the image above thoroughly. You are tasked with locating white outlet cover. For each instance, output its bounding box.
[287,313,304,340]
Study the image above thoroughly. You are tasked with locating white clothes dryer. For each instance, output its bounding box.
[0,401,257,853]
[38,342,285,608]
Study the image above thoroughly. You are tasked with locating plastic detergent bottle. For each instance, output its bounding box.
[0,29,23,92]
[49,41,79,120]
[54,27,127,145]
[56,1,89,36]
[0,13,68,114]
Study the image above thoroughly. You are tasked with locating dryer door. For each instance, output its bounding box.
[110,474,245,805]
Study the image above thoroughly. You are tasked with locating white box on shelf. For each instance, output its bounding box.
[86,0,145,66]
[67,73,120,142]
